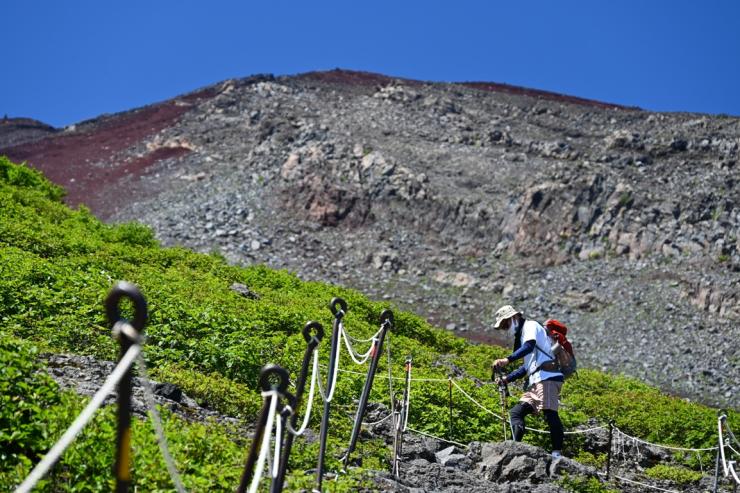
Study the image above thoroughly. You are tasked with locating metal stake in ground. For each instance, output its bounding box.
[392,355,411,477]
[237,365,291,493]
[606,420,614,480]
[341,309,394,468]
[391,392,403,478]
[316,297,347,492]
[105,281,147,493]
[272,322,324,493]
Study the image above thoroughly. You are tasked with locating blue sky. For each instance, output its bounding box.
[3,1,739,128]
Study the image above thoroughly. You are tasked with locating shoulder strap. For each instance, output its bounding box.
[533,341,554,359]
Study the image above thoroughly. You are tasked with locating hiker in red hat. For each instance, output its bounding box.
[492,305,564,457]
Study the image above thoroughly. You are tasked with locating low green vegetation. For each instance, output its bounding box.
[644,464,703,484]
[0,155,737,490]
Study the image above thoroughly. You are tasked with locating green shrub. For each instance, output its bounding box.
[644,464,702,484]
[0,335,61,467]
[558,474,619,493]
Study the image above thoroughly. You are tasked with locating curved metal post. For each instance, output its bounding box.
[341,309,394,468]
[272,322,324,493]
[316,297,347,492]
[237,365,290,493]
[105,281,147,493]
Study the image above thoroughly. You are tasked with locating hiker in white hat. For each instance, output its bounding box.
[492,305,565,457]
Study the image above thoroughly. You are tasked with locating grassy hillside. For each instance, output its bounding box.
[0,155,736,491]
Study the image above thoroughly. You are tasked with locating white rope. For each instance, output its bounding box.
[728,442,740,457]
[720,416,729,476]
[272,411,282,479]
[362,413,394,426]
[719,416,740,484]
[339,323,375,365]
[15,344,141,493]
[614,426,718,452]
[330,365,448,382]
[342,323,383,344]
[248,391,280,493]
[405,427,469,449]
[288,350,319,436]
[135,352,187,493]
[522,424,609,435]
[449,379,504,420]
[316,328,341,403]
[724,419,740,456]
[729,461,740,484]
[597,472,681,493]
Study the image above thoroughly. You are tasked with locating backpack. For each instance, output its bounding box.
[535,319,577,379]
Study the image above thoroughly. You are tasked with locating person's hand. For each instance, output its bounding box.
[492,358,509,369]
[496,376,508,387]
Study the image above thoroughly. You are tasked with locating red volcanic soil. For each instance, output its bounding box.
[461,81,638,110]
[299,69,637,110]
[0,87,217,219]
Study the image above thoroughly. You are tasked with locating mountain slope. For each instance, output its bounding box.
[1,70,738,408]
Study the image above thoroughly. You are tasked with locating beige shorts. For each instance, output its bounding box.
[520,380,562,413]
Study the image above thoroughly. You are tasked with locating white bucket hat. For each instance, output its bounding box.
[493,305,521,329]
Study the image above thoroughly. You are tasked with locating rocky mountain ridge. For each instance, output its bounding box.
[2,70,738,408]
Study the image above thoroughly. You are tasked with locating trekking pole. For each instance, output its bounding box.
[272,322,324,493]
[105,282,147,493]
[237,365,290,493]
[316,297,346,492]
[493,368,509,441]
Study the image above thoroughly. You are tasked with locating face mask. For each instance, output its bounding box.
[510,318,522,335]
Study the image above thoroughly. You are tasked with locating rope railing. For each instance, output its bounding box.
[15,343,141,493]
[718,415,740,485]
[339,322,376,365]
[597,471,682,493]
[15,281,190,493]
[286,350,319,436]
[12,282,737,493]
[614,425,719,453]
[405,427,469,449]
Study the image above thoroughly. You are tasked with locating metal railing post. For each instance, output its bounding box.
[237,365,290,493]
[272,322,323,493]
[105,282,147,493]
[606,420,614,480]
[342,309,393,468]
[316,297,346,492]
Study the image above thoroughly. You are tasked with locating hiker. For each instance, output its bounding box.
[491,305,564,458]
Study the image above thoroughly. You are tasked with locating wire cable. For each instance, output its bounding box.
[405,427,469,449]
[614,426,718,452]
[136,352,187,493]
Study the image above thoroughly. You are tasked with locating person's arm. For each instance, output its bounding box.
[506,339,535,362]
[505,365,527,383]
[492,340,535,370]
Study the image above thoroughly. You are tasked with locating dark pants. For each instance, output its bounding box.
[509,402,564,451]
